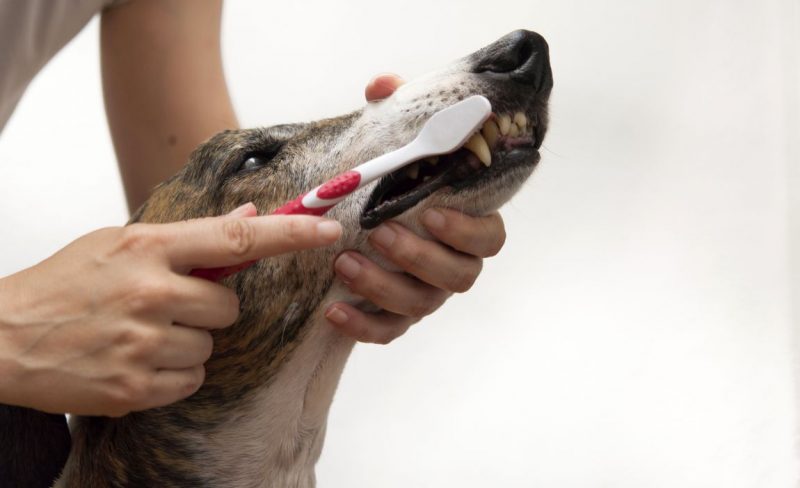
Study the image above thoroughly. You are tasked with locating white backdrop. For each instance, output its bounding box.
[0,0,798,486]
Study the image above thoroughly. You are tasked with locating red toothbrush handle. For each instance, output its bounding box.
[271,193,334,216]
[189,171,361,282]
[189,260,255,282]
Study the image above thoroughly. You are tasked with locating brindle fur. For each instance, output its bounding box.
[0,30,552,487]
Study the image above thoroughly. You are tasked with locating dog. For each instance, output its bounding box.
[0,29,552,487]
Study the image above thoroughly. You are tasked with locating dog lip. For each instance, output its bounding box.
[360,162,453,229]
[359,142,539,229]
[450,145,539,192]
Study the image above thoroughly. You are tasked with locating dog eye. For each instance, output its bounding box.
[237,146,282,173]
[241,155,268,171]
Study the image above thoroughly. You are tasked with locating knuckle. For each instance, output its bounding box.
[182,366,205,397]
[368,327,396,345]
[220,290,241,325]
[409,294,442,317]
[377,322,411,345]
[447,262,481,293]
[119,224,161,253]
[450,275,476,293]
[281,218,308,246]
[222,219,256,257]
[120,326,165,357]
[392,238,427,271]
[483,228,507,257]
[353,323,373,344]
[106,407,130,418]
[469,213,506,257]
[198,332,214,362]
[126,280,176,312]
[112,373,151,407]
[408,303,431,318]
[365,277,393,304]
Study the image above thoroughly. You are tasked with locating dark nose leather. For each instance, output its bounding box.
[471,30,553,92]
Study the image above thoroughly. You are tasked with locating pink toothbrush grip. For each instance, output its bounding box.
[316,171,361,199]
[271,193,333,216]
[190,260,255,282]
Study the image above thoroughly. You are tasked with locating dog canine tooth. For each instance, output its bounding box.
[498,114,511,135]
[513,112,527,131]
[463,132,492,167]
[481,119,500,147]
[406,162,420,179]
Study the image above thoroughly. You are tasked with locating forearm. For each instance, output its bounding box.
[101,0,238,212]
[0,274,25,406]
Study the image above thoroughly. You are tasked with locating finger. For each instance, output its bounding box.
[368,222,483,293]
[140,366,205,410]
[144,214,342,269]
[151,326,214,369]
[421,208,506,258]
[365,73,404,101]
[168,275,241,329]
[334,252,450,317]
[324,303,416,345]
[227,202,258,218]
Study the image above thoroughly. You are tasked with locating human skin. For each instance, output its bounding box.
[0,0,506,416]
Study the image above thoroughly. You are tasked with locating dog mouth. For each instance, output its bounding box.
[360,110,543,229]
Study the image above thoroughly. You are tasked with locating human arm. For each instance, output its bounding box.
[101,0,236,211]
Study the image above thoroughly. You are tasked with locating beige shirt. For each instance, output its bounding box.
[0,0,122,133]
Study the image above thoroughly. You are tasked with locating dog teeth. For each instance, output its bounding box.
[513,112,528,132]
[426,156,439,166]
[498,114,512,135]
[481,119,500,147]
[463,132,492,167]
[442,110,532,169]
[406,162,420,179]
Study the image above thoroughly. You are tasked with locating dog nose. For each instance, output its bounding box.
[471,30,553,92]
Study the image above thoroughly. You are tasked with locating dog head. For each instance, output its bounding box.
[132,29,552,399]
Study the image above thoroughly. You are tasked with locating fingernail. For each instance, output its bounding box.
[325,305,349,325]
[317,220,342,241]
[423,209,446,231]
[335,253,361,280]
[228,202,256,217]
[370,225,396,249]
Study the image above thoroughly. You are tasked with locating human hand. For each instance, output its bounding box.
[0,203,340,416]
[325,74,507,344]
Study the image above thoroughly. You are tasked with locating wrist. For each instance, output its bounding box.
[0,273,25,329]
[0,274,27,406]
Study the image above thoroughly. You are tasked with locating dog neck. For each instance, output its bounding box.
[59,284,357,488]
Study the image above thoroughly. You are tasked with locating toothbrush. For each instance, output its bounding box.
[191,95,492,281]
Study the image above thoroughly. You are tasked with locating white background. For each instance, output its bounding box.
[0,0,798,486]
